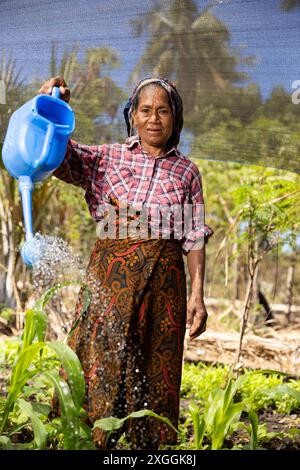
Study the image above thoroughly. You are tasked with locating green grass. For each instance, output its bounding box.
[181,362,300,415]
[1,320,299,450]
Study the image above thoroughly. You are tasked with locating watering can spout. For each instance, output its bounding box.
[18,175,45,267]
[21,238,46,268]
[18,175,34,242]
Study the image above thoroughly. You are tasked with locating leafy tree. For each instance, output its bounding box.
[190,155,300,327]
[130,0,254,112]
[187,84,262,135]
[231,170,299,364]
[190,83,300,174]
[281,0,300,11]
[31,43,126,144]
[262,86,300,125]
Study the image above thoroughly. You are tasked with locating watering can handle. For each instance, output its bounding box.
[32,87,60,170]
[51,86,61,99]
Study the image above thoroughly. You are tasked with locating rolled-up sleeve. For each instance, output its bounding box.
[181,165,214,256]
[53,138,101,189]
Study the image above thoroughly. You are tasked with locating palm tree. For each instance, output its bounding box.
[44,42,125,144]
[281,0,300,10]
[130,0,252,111]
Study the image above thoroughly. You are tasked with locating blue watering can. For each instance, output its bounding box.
[1,86,75,267]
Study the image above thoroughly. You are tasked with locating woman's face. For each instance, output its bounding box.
[132,85,173,154]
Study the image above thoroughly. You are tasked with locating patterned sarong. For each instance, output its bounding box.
[53,232,187,450]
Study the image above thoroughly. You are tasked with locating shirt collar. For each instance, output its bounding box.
[125,135,182,159]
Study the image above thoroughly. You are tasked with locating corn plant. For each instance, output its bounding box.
[188,402,206,449]
[0,283,93,450]
[205,370,249,449]
[187,370,275,450]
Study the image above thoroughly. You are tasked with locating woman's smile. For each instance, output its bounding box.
[147,128,163,133]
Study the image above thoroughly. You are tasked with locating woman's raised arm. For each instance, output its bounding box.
[38,77,101,189]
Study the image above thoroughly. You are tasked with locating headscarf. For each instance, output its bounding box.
[123,77,183,150]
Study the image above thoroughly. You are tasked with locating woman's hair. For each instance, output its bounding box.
[124,77,184,150]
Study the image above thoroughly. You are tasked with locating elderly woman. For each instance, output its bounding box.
[39,76,214,450]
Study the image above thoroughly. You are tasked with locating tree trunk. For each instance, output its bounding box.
[234,271,255,367]
[231,241,240,301]
[0,195,16,309]
[286,250,296,324]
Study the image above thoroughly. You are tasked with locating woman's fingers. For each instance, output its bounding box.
[38,76,70,103]
[186,307,194,329]
[188,309,208,340]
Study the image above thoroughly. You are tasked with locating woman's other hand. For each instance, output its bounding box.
[186,295,208,340]
[38,76,70,103]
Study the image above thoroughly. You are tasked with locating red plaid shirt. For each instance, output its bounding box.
[53,135,214,255]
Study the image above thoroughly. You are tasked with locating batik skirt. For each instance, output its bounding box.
[55,236,187,450]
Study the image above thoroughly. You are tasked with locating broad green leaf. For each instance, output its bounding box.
[210,401,243,450]
[114,409,180,435]
[94,416,122,431]
[228,372,251,402]
[47,341,85,409]
[222,369,235,411]
[16,399,47,449]
[262,384,300,402]
[33,307,48,343]
[67,284,91,338]
[249,410,259,450]
[93,408,181,436]
[222,402,243,434]
[79,421,95,441]
[42,370,80,450]
[188,402,205,450]
[23,385,47,398]
[205,388,223,428]
[21,310,36,349]
[31,402,52,417]
[9,342,44,391]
